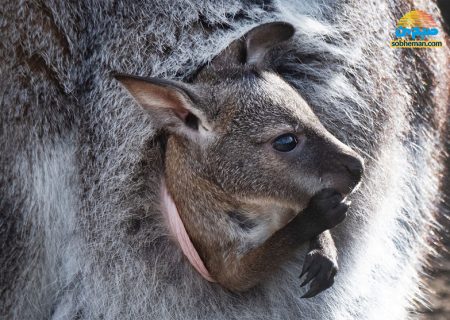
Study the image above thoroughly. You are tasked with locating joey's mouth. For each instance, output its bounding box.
[342,179,363,198]
[322,173,363,198]
[338,184,360,199]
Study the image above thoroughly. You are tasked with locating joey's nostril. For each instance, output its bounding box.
[344,157,364,182]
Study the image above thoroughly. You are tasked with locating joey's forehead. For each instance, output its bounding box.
[210,75,317,131]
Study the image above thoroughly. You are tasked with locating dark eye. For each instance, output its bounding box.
[272,133,298,152]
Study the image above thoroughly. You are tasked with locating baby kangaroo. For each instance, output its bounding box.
[115,22,364,298]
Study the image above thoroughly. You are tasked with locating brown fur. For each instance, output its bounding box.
[117,23,364,295]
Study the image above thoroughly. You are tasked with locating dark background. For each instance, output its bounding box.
[420,136,450,320]
[438,0,450,30]
[417,2,450,319]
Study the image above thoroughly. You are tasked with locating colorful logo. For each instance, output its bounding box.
[390,10,443,48]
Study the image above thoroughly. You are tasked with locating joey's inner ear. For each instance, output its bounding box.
[115,74,204,131]
[245,22,295,66]
[203,21,295,72]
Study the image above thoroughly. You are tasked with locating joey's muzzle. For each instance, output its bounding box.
[322,151,364,195]
[339,153,364,190]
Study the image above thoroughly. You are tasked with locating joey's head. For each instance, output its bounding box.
[116,22,364,229]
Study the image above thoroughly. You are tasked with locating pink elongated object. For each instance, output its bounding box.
[160,180,216,282]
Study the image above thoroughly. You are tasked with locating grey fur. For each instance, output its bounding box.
[1,0,449,319]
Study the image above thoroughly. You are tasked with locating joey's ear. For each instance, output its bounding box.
[206,21,295,70]
[244,22,295,66]
[115,74,208,134]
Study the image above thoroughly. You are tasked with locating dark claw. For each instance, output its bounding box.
[300,264,320,287]
[300,251,338,298]
[299,252,313,278]
[299,263,308,279]
[301,284,321,298]
[301,273,335,298]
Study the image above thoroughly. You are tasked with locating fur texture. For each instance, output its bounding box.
[1,0,449,319]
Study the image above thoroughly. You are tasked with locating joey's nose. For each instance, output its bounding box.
[342,155,364,185]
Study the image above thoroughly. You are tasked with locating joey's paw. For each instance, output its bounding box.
[308,189,349,229]
[299,249,338,298]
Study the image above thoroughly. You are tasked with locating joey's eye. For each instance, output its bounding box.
[272,133,298,152]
